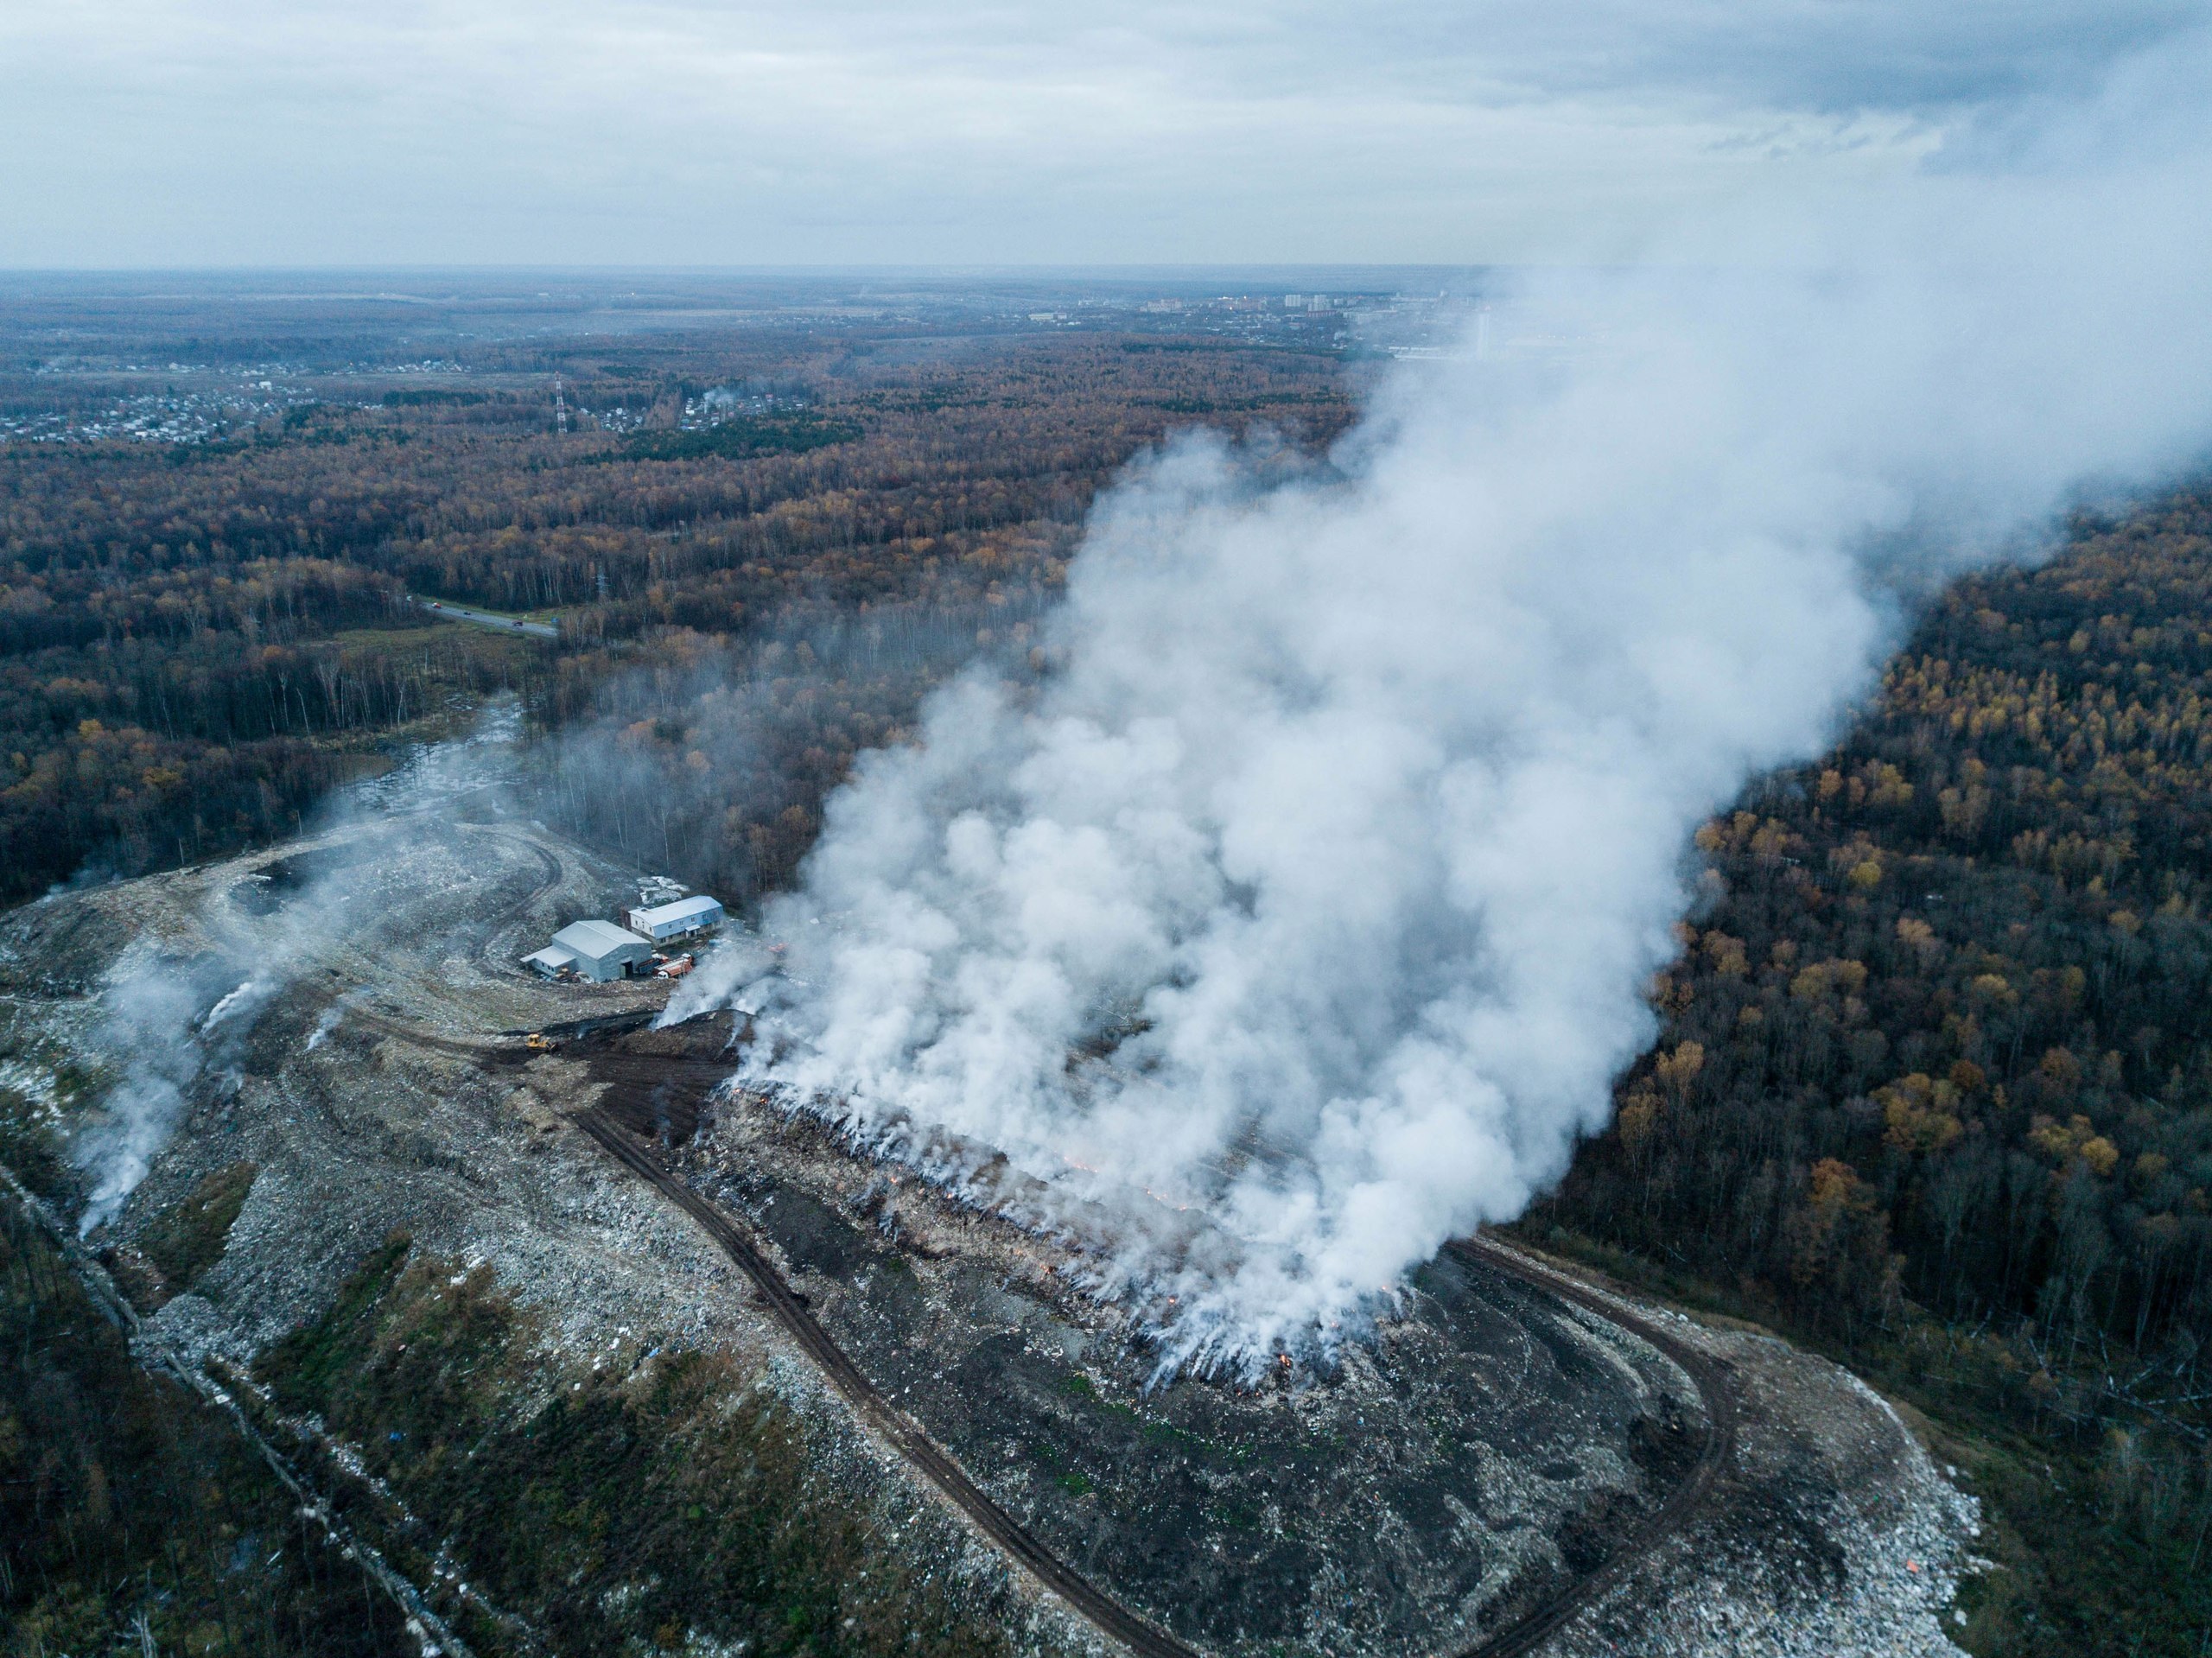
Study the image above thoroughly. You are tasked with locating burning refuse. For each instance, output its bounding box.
[676,105,2212,1377]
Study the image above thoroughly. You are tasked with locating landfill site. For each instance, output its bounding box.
[0,796,1984,1658]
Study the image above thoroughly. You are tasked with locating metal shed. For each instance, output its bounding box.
[626,894,726,943]
[524,944,578,977]
[538,919,654,982]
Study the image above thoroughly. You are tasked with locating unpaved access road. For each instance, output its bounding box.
[571,1102,1740,1658]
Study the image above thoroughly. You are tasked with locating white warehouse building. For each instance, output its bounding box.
[625,894,725,943]
[524,919,656,982]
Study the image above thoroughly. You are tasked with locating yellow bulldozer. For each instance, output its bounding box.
[524,1032,558,1054]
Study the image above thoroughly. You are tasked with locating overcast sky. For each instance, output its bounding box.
[3,0,2204,267]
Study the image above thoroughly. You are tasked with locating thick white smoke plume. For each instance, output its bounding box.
[686,46,2212,1375]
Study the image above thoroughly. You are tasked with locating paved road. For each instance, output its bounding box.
[408,594,557,639]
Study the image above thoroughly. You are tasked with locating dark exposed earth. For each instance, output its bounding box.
[0,804,1982,1658]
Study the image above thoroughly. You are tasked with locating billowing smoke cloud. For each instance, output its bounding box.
[681,35,2212,1375]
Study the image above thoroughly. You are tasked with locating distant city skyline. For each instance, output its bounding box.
[3,0,2204,268]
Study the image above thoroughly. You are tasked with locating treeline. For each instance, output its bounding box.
[532,595,1042,899]
[0,619,542,899]
[376,337,1344,624]
[1537,491,2212,1653]
[1551,494,2212,1356]
[505,339,1347,896]
[3,337,1350,629]
[0,330,1350,902]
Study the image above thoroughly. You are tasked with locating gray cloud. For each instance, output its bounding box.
[3,0,2202,264]
[1435,0,2202,114]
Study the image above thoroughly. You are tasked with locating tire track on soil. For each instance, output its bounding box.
[1440,1240,1740,1658]
[574,1107,1197,1658]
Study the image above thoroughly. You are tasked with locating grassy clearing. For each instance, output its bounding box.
[137,1161,257,1295]
[324,616,548,664]
[327,622,507,649]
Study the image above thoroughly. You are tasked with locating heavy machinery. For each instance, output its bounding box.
[524,1032,558,1054]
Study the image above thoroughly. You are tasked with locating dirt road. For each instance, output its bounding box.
[569,1103,1741,1658]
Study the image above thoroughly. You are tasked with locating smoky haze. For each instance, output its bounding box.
[68,711,524,1233]
[672,34,2212,1376]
